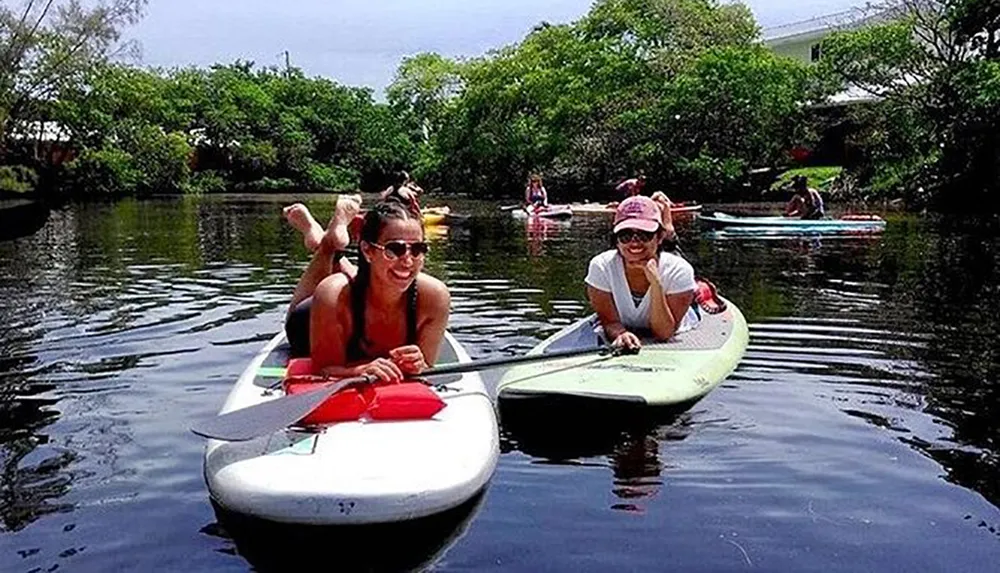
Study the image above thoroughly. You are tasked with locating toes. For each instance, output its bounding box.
[283,203,304,218]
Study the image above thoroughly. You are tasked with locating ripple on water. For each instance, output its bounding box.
[2,201,1000,572]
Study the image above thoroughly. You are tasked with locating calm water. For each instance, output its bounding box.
[1,196,999,572]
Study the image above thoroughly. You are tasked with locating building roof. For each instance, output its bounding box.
[763,8,884,46]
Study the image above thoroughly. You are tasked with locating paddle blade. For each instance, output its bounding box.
[191,377,365,442]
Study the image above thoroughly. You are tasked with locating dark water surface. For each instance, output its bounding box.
[1,196,998,572]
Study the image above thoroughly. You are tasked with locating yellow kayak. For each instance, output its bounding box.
[422,206,451,226]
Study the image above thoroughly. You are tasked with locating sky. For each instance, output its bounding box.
[127,0,865,95]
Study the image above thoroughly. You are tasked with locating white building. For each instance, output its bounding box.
[763,8,889,105]
[763,8,883,65]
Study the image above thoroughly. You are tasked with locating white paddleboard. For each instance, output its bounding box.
[204,331,499,525]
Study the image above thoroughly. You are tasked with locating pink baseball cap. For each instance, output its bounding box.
[613,196,661,233]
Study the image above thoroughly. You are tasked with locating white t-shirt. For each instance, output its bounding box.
[584,250,700,333]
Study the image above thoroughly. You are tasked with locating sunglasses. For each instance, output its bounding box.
[615,229,657,244]
[369,240,430,259]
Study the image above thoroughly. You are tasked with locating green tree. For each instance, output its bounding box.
[820,0,1000,208]
[949,0,1000,59]
[53,59,416,196]
[582,0,758,73]
[387,52,462,142]
[639,46,815,195]
[0,0,147,146]
[427,0,814,198]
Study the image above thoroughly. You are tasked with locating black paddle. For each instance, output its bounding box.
[191,344,633,442]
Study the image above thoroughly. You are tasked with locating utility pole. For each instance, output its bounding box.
[283,50,291,76]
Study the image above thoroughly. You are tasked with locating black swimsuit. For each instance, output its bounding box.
[285,280,418,359]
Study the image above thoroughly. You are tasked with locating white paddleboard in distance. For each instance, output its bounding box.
[204,331,499,525]
[512,204,574,220]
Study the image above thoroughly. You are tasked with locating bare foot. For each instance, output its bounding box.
[283,203,324,252]
[322,194,362,252]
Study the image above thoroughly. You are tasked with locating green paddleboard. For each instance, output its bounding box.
[498,298,748,407]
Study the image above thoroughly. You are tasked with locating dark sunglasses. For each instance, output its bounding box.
[369,240,430,259]
[615,229,657,244]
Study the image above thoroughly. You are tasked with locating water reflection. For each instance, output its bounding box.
[0,200,50,242]
[883,216,1000,508]
[500,402,694,513]
[705,214,1000,514]
[0,223,73,533]
[1,197,1000,571]
[524,216,571,257]
[206,491,486,572]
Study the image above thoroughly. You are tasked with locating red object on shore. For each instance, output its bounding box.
[789,146,811,162]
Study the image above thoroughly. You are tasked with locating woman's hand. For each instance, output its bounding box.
[612,331,642,351]
[354,357,404,382]
[389,345,428,375]
[643,259,662,289]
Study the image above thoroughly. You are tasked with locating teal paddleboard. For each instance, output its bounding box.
[698,212,886,233]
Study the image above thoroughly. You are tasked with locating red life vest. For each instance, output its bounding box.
[282,358,446,426]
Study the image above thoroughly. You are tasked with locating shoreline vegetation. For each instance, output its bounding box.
[1,0,997,211]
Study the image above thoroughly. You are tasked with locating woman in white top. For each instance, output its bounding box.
[585,194,698,350]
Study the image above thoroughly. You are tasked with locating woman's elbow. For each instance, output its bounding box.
[651,325,676,341]
[649,314,678,341]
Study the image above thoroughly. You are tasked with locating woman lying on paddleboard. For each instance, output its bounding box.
[281,195,450,382]
[585,194,697,351]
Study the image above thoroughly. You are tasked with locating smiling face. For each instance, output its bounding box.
[616,228,661,266]
[362,217,425,292]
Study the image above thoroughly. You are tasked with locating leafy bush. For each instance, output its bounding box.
[0,165,39,194]
[770,167,844,193]
[303,162,358,192]
[64,147,143,195]
[672,154,747,196]
[185,170,228,194]
[126,127,192,193]
[62,127,192,195]
[231,140,279,179]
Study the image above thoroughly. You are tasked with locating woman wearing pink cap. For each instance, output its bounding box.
[585,195,698,350]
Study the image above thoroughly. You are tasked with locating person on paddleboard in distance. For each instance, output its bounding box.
[615,174,647,198]
[381,170,423,211]
[524,174,549,210]
[585,195,698,351]
[284,194,450,382]
[784,175,825,220]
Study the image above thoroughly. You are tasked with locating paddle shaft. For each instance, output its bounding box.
[423,345,615,376]
[191,344,624,442]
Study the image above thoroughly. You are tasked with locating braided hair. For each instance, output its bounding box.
[346,197,423,360]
